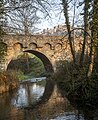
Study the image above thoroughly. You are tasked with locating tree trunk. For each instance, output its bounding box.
[62,0,76,64]
[79,0,89,67]
[86,0,98,77]
[72,0,77,57]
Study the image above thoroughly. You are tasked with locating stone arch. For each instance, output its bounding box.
[24,50,54,73]
[55,43,62,50]
[13,42,23,50]
[29,43,37,49]
[44,43,52,50]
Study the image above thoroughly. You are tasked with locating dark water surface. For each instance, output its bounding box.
[0,78,97,120]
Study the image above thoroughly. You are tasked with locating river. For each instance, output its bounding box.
[0,78,98,120]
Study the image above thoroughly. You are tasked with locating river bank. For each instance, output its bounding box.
[0,71,19,94]
[54,59,98,111]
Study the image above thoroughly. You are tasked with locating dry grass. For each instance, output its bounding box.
[0,70,19,93]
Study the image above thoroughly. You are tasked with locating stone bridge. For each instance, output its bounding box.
[1,34,82,72]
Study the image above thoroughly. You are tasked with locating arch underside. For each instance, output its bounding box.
[24,50,54,73]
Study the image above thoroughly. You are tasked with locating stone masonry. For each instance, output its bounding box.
[1,34,87,72]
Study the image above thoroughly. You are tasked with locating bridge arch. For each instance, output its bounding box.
[13,42,23,52]
[24,50,54,73]
[29,43,37,49]
[55,43,62,50]
[13,42,23,48]
[44,43,52,50]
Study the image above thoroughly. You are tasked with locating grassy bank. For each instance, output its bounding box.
[0,70,19,94]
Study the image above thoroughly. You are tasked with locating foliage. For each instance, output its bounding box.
[7,53,46,80]
[16,70,28,81]
[92,0,98,55]
[0,70,19,93]
[61,0,98,78]
[53,0,98,109]
[0,70,19,84]
[54,59,98,108]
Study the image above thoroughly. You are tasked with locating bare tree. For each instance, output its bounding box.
[8,2,40,34]
[87,0,98,77]
[79,0,89,67]
[61,0,98,78]
[5,0,54,72]
[62,0,76,64]
[2,0,52,34]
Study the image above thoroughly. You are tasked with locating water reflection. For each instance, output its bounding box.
[52,113,84,120]
[0,78,98,120]
[12,82,45,107]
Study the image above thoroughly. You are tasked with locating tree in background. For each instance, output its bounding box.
[61,0,98,77]
[8,1,40,34]
[87,0,98,76]
[4,0,52,34]
[1,0,52,71]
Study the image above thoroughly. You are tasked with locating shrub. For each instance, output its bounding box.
[0,70,19,93]
[54,60,98,109]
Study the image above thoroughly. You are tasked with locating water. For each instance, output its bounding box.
[12,83,45,107]
[0,78,97,120]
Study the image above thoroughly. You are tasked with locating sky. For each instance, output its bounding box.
[36,14,65,32]
[7,0,65,33]
[35,0,65,32]
[7,0,84,33]
[36,0,84,32]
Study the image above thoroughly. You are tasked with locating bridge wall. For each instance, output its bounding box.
[1,34,85,72]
